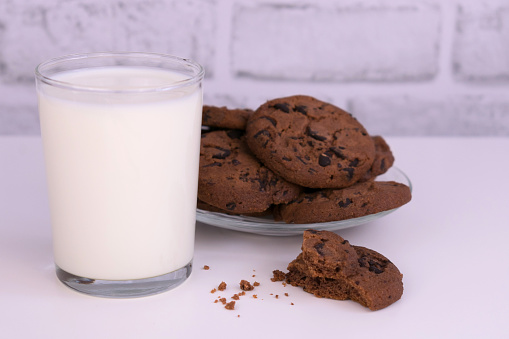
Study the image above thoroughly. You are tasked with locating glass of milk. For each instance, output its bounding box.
[35,52,204,298]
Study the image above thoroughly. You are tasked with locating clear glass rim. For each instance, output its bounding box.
[35,52,205,94]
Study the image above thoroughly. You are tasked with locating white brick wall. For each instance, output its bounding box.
[0,0,508,136]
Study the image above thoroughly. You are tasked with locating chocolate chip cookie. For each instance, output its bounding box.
[199,130,302,214]
[202,105,253,130]
[245,95,376,188]
[273,181,411,224]
[285,230,404,311]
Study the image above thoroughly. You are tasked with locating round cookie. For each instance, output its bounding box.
[359,136,395,182]
[273,181,411,224]
[245,95,376,188]
[285,230,404,311]
[199,130,302,214]
[202,105,253,130]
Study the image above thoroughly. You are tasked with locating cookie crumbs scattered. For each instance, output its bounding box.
[225,301,235,310]
[271,270,286,282]
[240,280,254,291]
[210,288,217,293]
[253,281,260,286]
[203,265,210,270]
[218,281,227,291]
[231,294,240,300]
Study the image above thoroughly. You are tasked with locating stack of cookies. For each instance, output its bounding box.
[198,95,411,224]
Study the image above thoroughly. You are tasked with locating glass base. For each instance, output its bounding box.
[55,261,192,298]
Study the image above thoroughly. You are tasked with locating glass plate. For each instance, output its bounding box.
[196,167,412,236]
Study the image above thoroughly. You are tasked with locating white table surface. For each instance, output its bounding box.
[1,136,508,338]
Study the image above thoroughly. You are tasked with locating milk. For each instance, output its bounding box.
[38,67,202,280]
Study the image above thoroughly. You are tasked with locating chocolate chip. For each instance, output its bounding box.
[314,242,325,255]
[202,162,222,168]
[294,105,307,115]
[307,127,327,141]
[226,202,236,210]
[307,229,318,234]
[349,158,359,167]
[260,116,277,127]
[380,158,386,171]
[338,198,352,208]
[212,147,231,159]
[329,147,346,159]
[318,153,331,167]
[272,103,290,113]
[282,156,291,161]
[342,168,354,180]
[296,156,308,165]
[232,159,241,166]
[226,129,244,139]
[253,129,271,139]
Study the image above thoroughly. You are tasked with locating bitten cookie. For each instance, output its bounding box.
[245,95,376,188]
[359,136,395,182]
[202,105,253,130]
[273,181,411,224]
[285,230,404,311]
[199,130,301,214]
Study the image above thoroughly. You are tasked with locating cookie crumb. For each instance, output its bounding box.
[240,279,254,291]
[240,291,246,296]
[271,270,286,282]
[231,294,240,300]
[253,281,260,286]
[219,297,227,305]
[203,265,210,270]
[214,300,218,303]
[275,295,279,299]
[252,274,256,277]
[225,301,235,310]
[284,293,289,297]
[210,288,217,293]
[253,294,258,299]
[218,281,227,291]
[291,302,294,305]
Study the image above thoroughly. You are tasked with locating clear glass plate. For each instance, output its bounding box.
[196,167,412,236]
